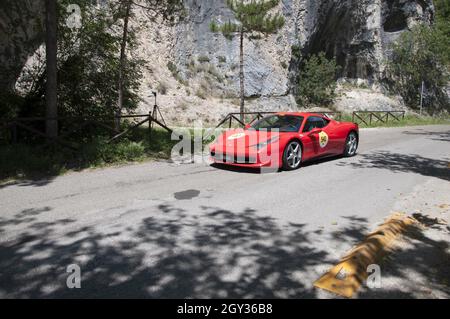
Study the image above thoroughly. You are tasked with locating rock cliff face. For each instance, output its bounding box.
[0,0,45,92]
[0,0,435,120]
[171,0,433,97]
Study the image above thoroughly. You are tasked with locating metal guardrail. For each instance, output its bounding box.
[352,111,406,126]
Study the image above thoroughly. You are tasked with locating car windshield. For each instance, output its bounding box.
[251,115,304,132]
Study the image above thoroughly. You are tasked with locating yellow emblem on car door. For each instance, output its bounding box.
[318,131,329,148]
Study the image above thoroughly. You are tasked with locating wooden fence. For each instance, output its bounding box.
[214,111,343,130]
[0,111,172,151]
[352,111,406,126]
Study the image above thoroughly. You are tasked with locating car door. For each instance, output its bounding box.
[320,117,341,154]
[301,116,333,159]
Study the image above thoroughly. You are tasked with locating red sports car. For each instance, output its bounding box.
[209,112,359,170]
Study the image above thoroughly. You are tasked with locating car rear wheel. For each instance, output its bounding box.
[343,132,358,157]
[282,141,302,171]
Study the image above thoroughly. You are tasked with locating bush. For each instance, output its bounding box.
[157,82,168,95]
[386,25,449,113]
[296,52,340,107]
[167,61,177,74]
[0,92,24,120]
[167,61,186,84]
[198,56,211,63]
[435,0,450,65]
[196,88,207,100]
[0,125,182,181]
[385,1,450,114]
[82,137,145,164]
[217,56,227,63]
[0,144,67,179]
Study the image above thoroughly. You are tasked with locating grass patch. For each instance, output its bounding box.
[0,127,178,182]
[167,61,187,85]
[195,88,207,100]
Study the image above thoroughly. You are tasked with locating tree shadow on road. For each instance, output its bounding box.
[0,205,331,298]
[0,177,56,190]
[330,216,370,243]
[358,216,450,298]
[326,214,449,299]
[1,205,448,298]
[402,129,450,143]
[338,151,450,181]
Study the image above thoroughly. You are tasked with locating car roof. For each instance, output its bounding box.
[275,112,328,118]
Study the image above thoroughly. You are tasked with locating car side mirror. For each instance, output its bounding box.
[308,128,322,136]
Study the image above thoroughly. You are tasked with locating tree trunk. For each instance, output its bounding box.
[239,29,245,122]
[45,0,58,138]
[116,0,132,132]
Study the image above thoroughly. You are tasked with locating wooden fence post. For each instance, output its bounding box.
[148,111,153,140]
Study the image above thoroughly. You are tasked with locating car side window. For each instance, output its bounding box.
[303,117,330,132]
[303,117,321,132]
[321,118,330,128]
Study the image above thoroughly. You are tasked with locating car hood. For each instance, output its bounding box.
[214,129,281,147]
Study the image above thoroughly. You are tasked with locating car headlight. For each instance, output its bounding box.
[252,137,279,150]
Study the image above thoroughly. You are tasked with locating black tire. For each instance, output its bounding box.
[343,132,358,157]
[282,140,302,171]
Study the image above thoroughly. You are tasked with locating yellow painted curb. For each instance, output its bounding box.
[314,213,417,298]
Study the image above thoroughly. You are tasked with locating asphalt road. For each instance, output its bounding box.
[0,125,449,298]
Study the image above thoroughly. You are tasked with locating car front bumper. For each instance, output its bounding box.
[210,150,279,168]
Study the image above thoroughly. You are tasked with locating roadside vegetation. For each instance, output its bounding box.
[294,0,449,113]
[296,52,340,107]
[382,0,449,114]
[2,114,448,182]
[0,0,182,182]
[0,128,177,182]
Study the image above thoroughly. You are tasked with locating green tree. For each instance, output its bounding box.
[8,0,142,121]
[386,25,449,113]
[297,52,340,107]
[210,0,285,120]
[45,0,58,138]
[434,0,450,65]
[114,0,183,130]
[14,0,183,123]
[57,0,143,119]
[116,0,133,131]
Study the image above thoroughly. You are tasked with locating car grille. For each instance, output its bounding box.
[212,152,257,164]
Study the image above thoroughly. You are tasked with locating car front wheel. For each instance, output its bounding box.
[282,141,302,171]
